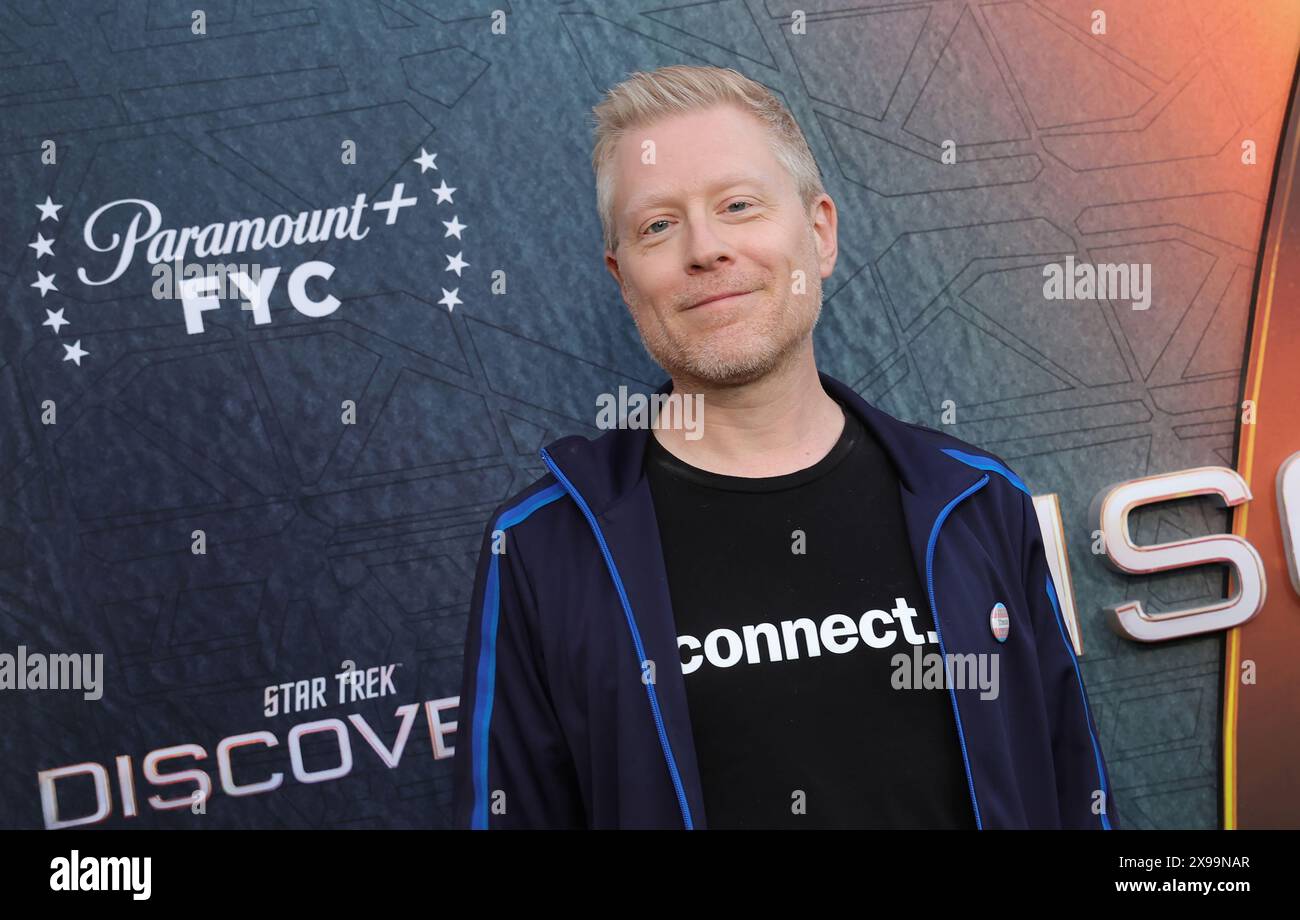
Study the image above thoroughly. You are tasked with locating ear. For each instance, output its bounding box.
[605,249,624,290]
[809,194,838,280]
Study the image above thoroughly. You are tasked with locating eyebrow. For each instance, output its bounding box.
[623,171,774,222]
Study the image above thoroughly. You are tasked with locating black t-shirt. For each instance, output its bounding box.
[643,396,977,828]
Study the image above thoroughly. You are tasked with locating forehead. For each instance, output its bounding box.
[610,106,790,217]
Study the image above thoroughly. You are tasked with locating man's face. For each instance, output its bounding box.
[604,104,838,387]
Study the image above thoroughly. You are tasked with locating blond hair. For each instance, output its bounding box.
[591,65,825,253]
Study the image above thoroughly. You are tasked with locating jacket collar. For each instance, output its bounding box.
[539,370,984,519]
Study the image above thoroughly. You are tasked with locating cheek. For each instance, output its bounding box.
[625,289,671,332]
[634,279,682,323]
[624,261,668,303]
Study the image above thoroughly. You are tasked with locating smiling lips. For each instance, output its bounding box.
[686,289,756,310]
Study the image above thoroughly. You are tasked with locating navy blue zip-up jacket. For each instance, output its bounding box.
[452,371,1117,829]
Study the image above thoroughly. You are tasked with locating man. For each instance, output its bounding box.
[452,65,1116,829]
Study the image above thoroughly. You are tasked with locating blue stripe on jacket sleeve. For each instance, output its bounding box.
[470,482,567,829]
[941,448,1031,495]
[1044,573,1113,830]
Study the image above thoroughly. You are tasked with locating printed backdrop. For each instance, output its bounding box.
[1,0,1298,829]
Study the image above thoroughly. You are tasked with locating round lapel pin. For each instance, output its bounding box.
[990,602,1010,642]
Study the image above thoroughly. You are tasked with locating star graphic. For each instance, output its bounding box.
[438,287,462,312]
[29,233,55,258]
[62,339,88,366]
[445,251,469,276]
[43,308,70,334]
[31,271,58,297]
[430,180,456,204]
[413,147,438,173]
[36,196,63,222]
[441,215,466,240]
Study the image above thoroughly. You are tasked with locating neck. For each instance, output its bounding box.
[651,342,844,477]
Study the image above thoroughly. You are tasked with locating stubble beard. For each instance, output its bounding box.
[630,274,823,389]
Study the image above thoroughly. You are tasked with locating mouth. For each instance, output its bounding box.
[685,289,757,311]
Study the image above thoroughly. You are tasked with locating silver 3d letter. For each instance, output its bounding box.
[1090,468,1267,642]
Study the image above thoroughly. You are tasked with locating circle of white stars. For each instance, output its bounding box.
[35,148,473,369]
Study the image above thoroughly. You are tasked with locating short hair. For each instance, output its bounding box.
[590,64,826,253]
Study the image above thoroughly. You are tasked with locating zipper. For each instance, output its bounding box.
[925,473,990,830]
[539,447,696,829]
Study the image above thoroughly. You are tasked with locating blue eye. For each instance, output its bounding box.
[642,201,752,236]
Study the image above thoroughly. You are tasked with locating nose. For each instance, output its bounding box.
[684,214,734,272]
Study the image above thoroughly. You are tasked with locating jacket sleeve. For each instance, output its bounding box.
[451,503,585,829]
[1018,488,1120,830]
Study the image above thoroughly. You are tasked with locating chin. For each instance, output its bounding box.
[643,307,805,384]
[673,339,789,385]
